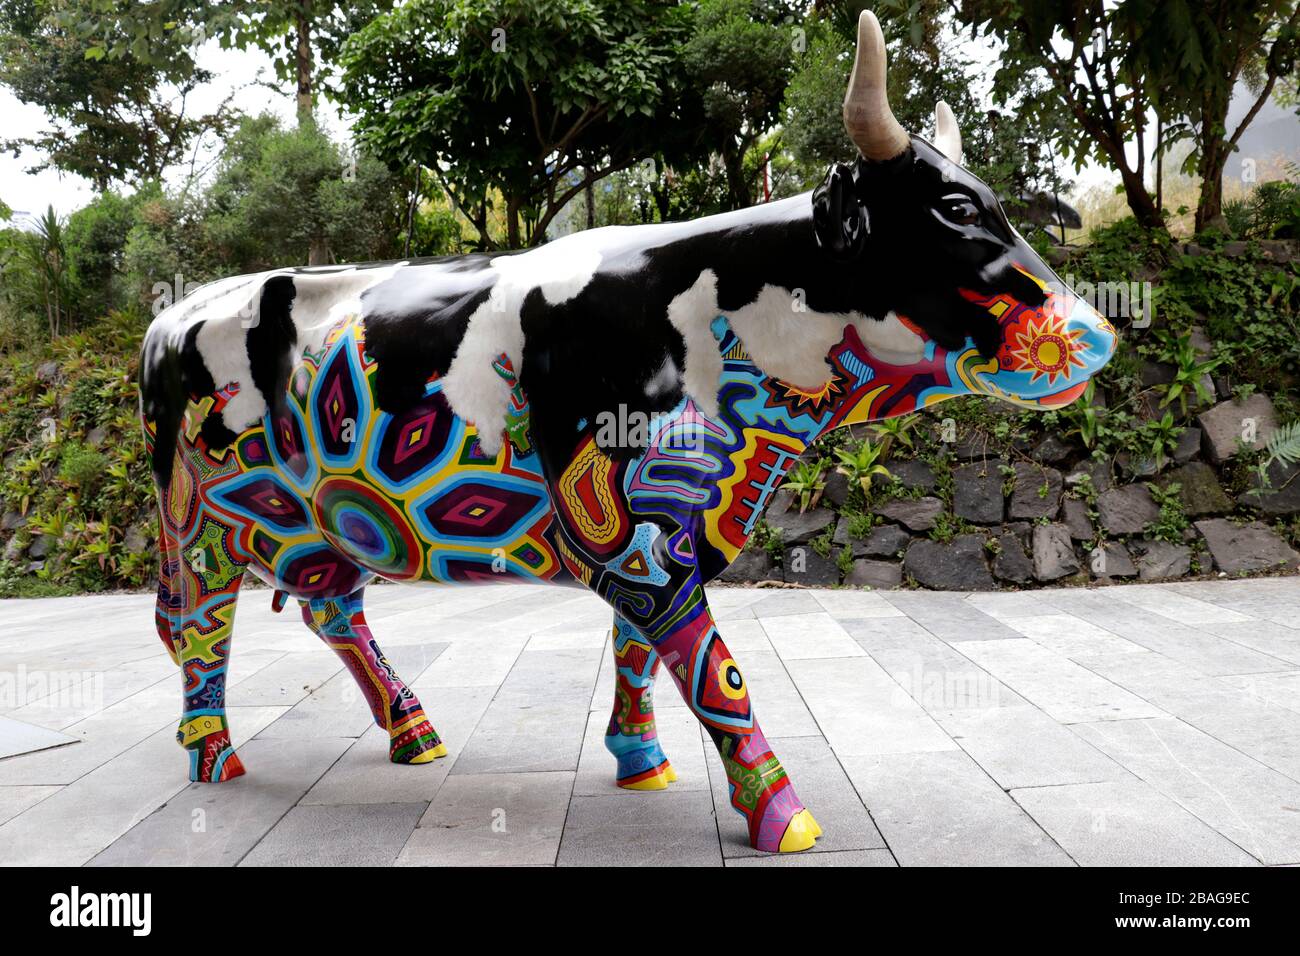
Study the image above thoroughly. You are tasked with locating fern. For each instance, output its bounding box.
[1266,420,1300,467]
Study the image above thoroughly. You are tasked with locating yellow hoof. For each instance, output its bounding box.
[618,761,675,791]
[778,809,821,853]
[408,742,448,764]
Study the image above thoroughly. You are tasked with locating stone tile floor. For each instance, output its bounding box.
[0,576,1298,866]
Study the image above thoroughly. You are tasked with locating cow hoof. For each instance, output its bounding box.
[617,759,677,791]
[390,718,445,764]
[189,745,245,783]
[777,810,822,853]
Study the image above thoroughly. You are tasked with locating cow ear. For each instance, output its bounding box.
[812,162,868,260]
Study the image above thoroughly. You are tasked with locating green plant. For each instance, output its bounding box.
[834,439,891,495]
[782,459,827,513]
[1145,481,1190,544]
[1150,328,1222,414]
[869,414,918,460]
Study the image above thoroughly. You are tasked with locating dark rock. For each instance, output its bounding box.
[845,559,902,589]
[1031,433,1075,464]
[1238,461,1300,517]
[1087,541,1138,579]
[904,535,996,591]
[1158,462,1232,517]
[1062,498,1094,541]
[25,561,44,573]
[1197,395,1277,464]
[875,497,944,532]
[36,361,58,381]
[949,438,993,461]
[822,469,851,508]
[1065,460,1113,494]
[1115,451,1160,478]
[783,544,842,586]
[992,533,1033,584]
[1188,326,1213,362]
[719,549,773,583]
[0,511,25,532]
[1001,521,1032,546]
[86,425,108,447]
[953,461,1006,524]
[1195,519,1300,574]
[861,523,912,558]
[2,537,24,562]
[888,459,938,494]
[124,524,150,554]
[1140,361,1176,388]
[1032,523,1080,581]
[766,502,836,546]
[1096,485,1159,535]
[1009,463,1062,520]
[27,534,56,560]
[1129,539,1191,580]
[1222,240,1249,257]
[1172,427,1202,464]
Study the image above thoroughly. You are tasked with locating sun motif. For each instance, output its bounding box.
[1004,311,1090,385]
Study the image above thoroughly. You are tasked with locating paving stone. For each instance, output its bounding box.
[1197,394,1277,463]
[760,612,866,661]
[0,785,60,826]
[904,535,996,591]
[0,715,79,759]
[1032,523,1080,582]
[954,639,1165,724]
[1009,463,1062,520]
[953,461,1006,524]
[1128,539,1192,580]
[725,848,896,867]
[875,496,943,532]
[1011,780,1259,866]
[809,588,905,619]
[843,750,1073,866]
[401,771,573,866]
[1003,614,1145,659]
[1071,717,1300,865]
[557,790,721,866]
[933,704,1128,789]
[1195,518,1300,574]
[785,657,958,757]
[845,558,902,589]
[1096,485,1159,535]
[574,707,711,797]
[707,735,886,858]
[241,802,425,866]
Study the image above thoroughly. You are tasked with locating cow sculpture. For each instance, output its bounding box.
[140,11,1116,854]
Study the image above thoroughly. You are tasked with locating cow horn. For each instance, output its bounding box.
[933,101,962,163]
[843,10,910,161]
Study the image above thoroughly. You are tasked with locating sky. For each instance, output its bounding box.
[1,22,1292,226]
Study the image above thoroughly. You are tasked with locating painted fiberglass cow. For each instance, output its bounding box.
[140,12,1116,853]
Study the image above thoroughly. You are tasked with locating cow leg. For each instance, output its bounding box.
[300,589,446,764]
[175,570,247,783]
[604,613,677,790]
[636,591,820,853]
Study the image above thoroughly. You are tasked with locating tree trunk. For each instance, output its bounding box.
[585,169,595,230]
[1117,163,1163,231]
[1195,142,1228,234]
[722,144,750,210]
[308,237,329,266]
[506,194,521,248]
[295,10,313,126]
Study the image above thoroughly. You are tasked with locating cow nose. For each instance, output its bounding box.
[975,291,1117,405]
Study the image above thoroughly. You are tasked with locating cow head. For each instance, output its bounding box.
[814,11,1116,421]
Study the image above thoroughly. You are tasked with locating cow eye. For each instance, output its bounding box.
[941,195,980,225]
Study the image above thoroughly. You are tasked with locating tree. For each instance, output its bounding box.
[203,115,406,269]
[72,1,393,126]
[338,0,694,248]
[1144,0,1300,231]
[959,1,1167,231]
[681,0,804,208]
[0,0,234,188]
